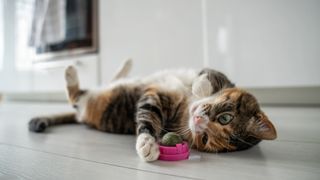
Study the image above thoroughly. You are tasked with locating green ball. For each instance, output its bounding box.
[161,132,183,146]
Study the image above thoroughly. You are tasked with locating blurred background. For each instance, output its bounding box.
[0,0,319,104]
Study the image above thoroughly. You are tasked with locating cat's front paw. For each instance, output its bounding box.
[192,74,213,98]
[136,133,160,162]
[28,117,49,132]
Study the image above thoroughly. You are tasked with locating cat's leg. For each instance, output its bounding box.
[29,113,77,132]
[29,66,84,133]
[65,66,81,102]
[111,58,133,81]
[135,88,163,162]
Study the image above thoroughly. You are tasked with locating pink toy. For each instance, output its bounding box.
[158,141,190,161]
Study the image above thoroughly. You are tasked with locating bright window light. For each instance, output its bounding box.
[14,0,35,71]
[0,0,3,70]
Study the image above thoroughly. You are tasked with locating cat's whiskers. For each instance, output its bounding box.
[177,130,190,138]
[176,129,193,144]
[189,137,195,151]
[145,122,169,135]
[205,127,219,137]
[174,126,189,131]
[231,134,254,146]
[205,127,232,152]
[174,124,191,133]
[210,145,218,154]
[225,137,231,153]
[175,127,190,134]
[192,133,200,151]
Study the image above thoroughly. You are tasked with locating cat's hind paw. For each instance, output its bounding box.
[136,133,160,162]
[28,117,49,132]
[65,66,79,87]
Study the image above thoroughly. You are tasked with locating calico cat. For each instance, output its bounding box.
[29,61,277,162]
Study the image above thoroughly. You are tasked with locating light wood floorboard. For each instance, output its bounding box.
[0,102,319,180]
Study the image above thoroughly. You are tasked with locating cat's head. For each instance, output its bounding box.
[188,88,277,152]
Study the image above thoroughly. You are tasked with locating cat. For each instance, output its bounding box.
[29,60,277,162]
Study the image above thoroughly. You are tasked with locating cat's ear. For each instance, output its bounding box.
[192,74,213,98]
[247,112,277,140]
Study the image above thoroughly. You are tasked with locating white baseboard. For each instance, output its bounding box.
[246,86,320,106]
[3,91,67,102]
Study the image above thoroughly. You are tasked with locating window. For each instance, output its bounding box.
[14,0,35,70]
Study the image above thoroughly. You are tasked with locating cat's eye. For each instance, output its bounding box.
[217,113,234,125]
[202,133,208,145]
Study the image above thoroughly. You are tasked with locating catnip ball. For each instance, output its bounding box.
[161,132,183,146]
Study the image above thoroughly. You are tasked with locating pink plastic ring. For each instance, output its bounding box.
[158,141,190,161]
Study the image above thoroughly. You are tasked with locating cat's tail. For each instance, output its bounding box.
[111,58,133,81]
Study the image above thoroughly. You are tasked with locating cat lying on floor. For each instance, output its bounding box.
[29,60,277,162]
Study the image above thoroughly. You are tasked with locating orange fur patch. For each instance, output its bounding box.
[223,88,244,101]
[84,91,112,129]
[67,85,80,104]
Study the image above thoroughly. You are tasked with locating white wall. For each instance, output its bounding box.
[206,0,320,87]
[1,0,320,92]
[99,0,320,87]
[99,0,204,83]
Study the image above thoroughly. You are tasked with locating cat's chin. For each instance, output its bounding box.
[195,127,206,133]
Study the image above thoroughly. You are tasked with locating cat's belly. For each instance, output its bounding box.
[83,86,142,134]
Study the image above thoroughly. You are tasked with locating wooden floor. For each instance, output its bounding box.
[0,102,319,180]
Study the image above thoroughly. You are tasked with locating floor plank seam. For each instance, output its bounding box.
[0,142,203,180]
[275,139,320,144]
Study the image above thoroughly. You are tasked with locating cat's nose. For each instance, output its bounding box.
[194,116,204,125]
